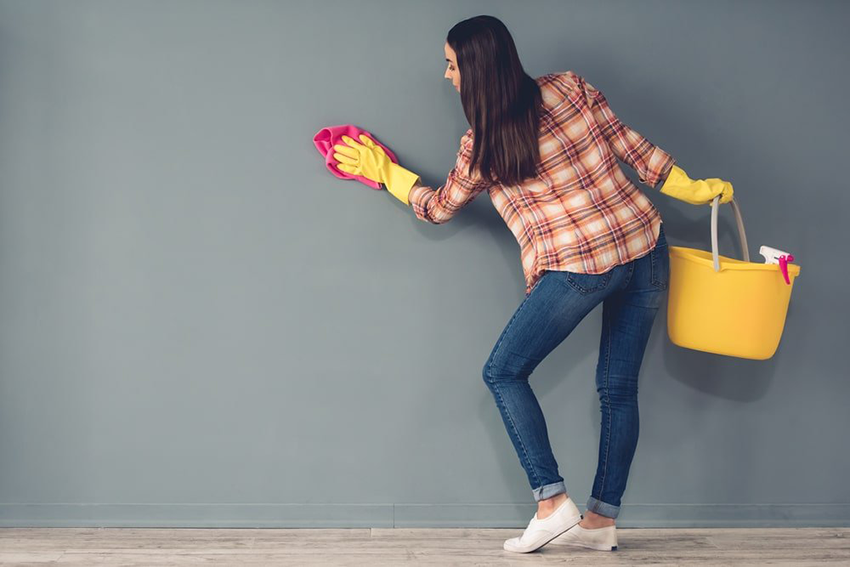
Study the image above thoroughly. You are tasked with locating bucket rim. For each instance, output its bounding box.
[669,245,801,274]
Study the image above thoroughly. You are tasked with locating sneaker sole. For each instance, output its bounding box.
[551,540,618,551]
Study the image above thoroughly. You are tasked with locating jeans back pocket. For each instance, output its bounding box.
[565,269,614,295]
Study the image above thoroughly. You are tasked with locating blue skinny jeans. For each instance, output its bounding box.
[482,223,670,519]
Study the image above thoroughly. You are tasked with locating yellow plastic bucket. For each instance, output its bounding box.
[666,196,800,360]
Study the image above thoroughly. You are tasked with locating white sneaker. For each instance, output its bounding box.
[503,496,582,553]
[549,521,618,551]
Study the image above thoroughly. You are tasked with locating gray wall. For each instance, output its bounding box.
[0,0,847,528]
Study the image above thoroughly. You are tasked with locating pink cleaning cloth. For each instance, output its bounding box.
[313,125,399,189]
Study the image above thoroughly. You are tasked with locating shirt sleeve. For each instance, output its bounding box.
[407,130,492,224]
[574,73,676,188]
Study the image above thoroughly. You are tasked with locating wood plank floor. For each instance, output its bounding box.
[1,527,848,566]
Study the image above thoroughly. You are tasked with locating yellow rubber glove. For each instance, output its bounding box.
[659,165,734,205]
[333,134,421,205]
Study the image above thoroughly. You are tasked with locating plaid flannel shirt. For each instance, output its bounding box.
[408,71,676,296]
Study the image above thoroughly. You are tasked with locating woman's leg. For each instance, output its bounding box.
[483,266,624,505]
[586,224,670,523]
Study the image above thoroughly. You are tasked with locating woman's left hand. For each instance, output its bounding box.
[332,135,390,185]
[333,134,421,205]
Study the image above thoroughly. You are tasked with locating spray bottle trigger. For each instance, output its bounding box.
[778,255,795,285]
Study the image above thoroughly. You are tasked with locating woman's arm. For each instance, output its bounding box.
[574,74,676,189]
[406,131,491,224]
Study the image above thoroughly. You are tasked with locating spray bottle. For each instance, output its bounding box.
[759,246,795,285]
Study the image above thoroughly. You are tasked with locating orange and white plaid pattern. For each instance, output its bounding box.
[408,71,675,296]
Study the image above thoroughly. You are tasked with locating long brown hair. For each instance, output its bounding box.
[447,15,542,186]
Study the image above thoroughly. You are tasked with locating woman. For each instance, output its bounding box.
[333,15,733,553]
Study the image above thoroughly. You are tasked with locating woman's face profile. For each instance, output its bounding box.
[444,43,460,93]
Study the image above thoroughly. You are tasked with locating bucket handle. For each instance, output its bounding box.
[710,195,750,272]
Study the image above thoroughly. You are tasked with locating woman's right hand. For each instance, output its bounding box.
[659,165,734,205]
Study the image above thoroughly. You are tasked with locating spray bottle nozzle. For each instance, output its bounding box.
[759,246,795,285]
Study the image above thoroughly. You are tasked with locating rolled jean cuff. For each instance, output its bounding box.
[586,496,620,519]
[532,481,566,502]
